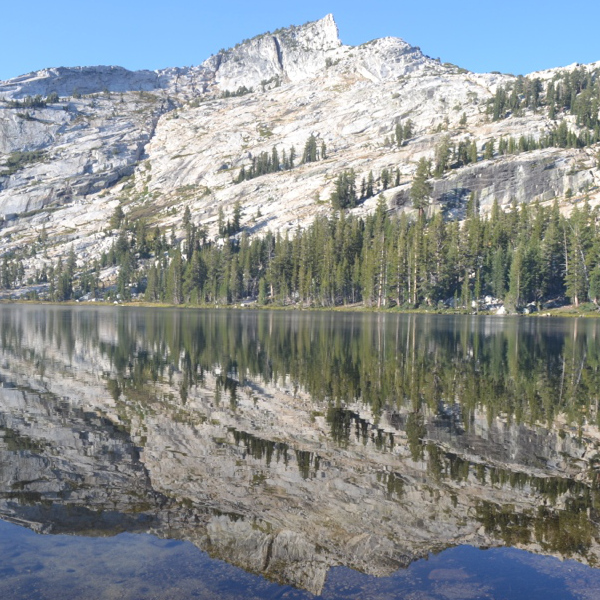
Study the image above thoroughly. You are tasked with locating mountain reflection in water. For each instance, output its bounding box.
[1,306,600,597]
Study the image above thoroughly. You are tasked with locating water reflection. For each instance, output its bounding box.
[1,306,600,595]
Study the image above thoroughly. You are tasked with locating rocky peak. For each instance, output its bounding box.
[0,15,431,102]
[350,36,440,82]
[201,14,342,92]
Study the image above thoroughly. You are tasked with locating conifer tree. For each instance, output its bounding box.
[145,264,159,302]
[565,205,592,306]
[232,200,242,235]
[484,138,495,160]
[434,135,451,176]
[302,135,318,163]
[381,168,390,190]
[331,170,357,210]
[366,171,375,198]
[395,122,403,146]
[166,249,183,304]
[468,140,478,163]
[410,158,433,218]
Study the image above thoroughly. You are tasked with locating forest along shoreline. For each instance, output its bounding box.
[1,298,599,318]
[2,196,600,314]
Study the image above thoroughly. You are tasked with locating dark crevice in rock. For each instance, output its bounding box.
[272,36,284,72]
[263,535,275,571]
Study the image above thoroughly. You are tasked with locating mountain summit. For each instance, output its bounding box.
[202,13,342,90]
[1,14,343,101]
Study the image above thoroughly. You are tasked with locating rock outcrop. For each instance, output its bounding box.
[392,146,597,214]
[0,66,165,100]
[203,13,342,92]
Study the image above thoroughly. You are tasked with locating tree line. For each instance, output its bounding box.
[4,93,60,109]
[235,134,327,183]
[432,126,600,181]
[5,191,598,312]
[489,67,600,131]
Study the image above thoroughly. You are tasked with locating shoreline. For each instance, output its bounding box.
[1,298,600,318]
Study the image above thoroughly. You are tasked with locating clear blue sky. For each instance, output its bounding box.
[2,1,599,81]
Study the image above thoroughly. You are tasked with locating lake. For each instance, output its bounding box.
[1,305,600,599]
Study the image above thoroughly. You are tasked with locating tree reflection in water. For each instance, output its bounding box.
[0,306,600,595]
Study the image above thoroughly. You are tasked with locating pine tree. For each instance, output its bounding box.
[218,207,225,238]
[117,252,132,300]
[498,137,507,156]
[145,264,159,302]
[330,170,357,210]
[228,252,243,302]
[589,265,600,305]
[491,247,507,299]
[232,200,242,235]
[410,158,433,218]
[395,122,403,146]
[366,171,374,198]
[541,200,566,299]
[556,120,569,147]
[166,249,183,304]
[183,205,191,228]
[271,146,280,171]
[302,135,318,163]
[507,244,524,309]
[381,168,390,190]
[258,277,268,304]
[565,205,592,306]
[484,138,495,160]
[434,135,451,176]
[468,140,478,163]
[110,205,125,230]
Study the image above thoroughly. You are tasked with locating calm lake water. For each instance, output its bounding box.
[1,305,600,599]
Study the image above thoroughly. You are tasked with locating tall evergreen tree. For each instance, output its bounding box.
[302,135,318,163]
[410,158,433,218]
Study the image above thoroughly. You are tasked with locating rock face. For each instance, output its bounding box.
[0,14,598,283]
[203,13,342,91]
[392,147,597,213]
[0,95,166,214]
[0,66,165,100]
